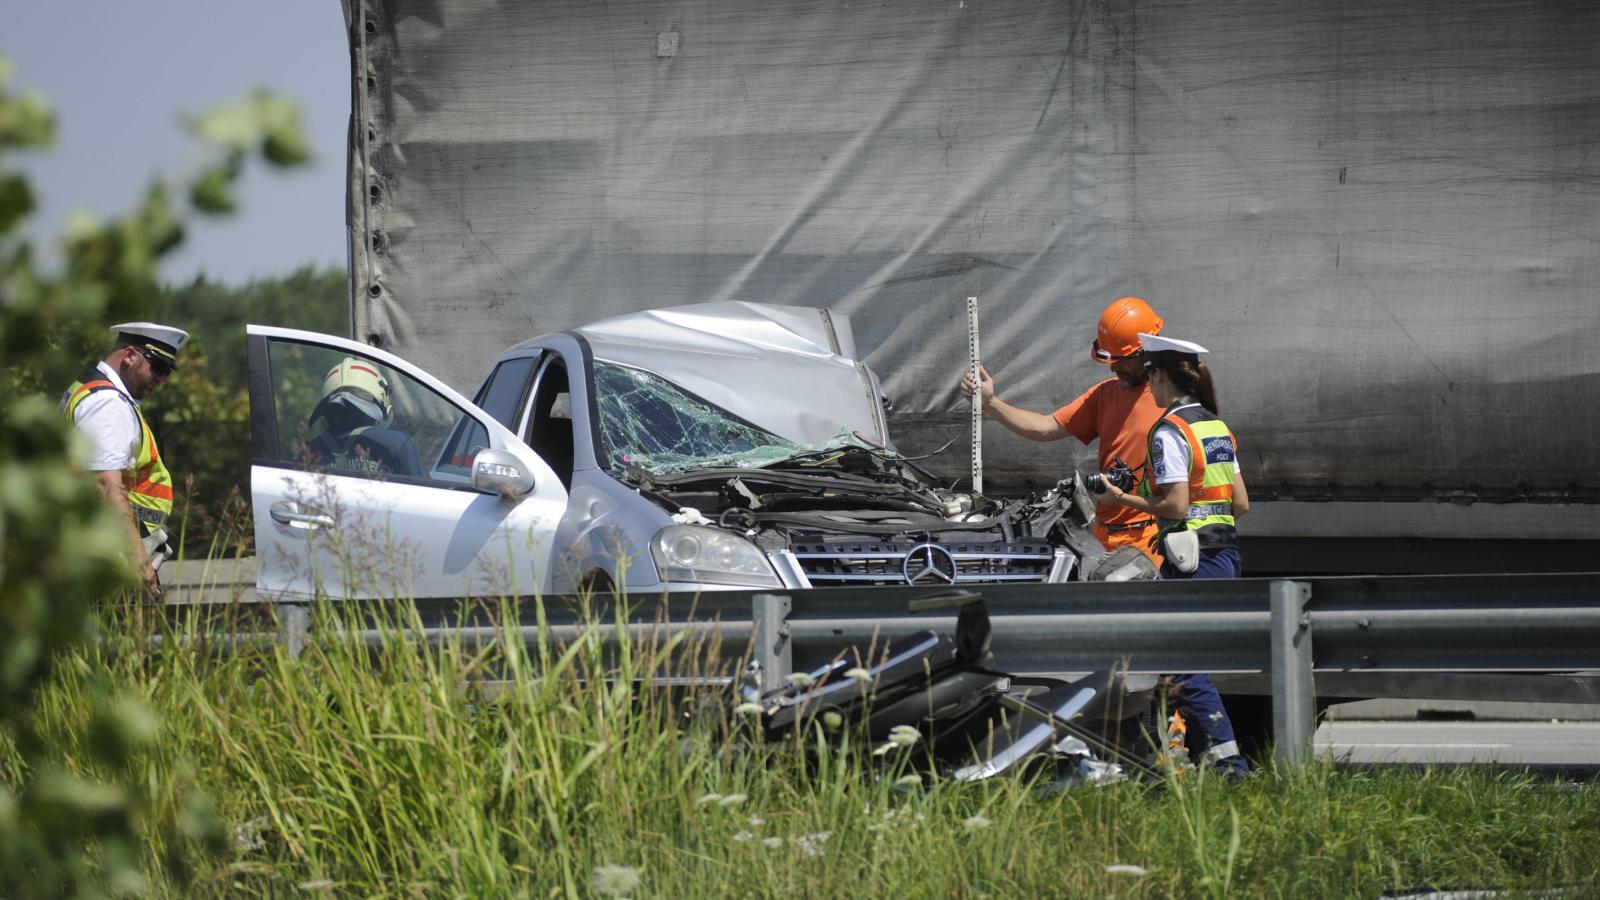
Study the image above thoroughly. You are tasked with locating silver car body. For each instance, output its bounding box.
[248,303,1093,600]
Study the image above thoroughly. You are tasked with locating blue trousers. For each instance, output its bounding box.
[1161,546,1244,580]
[1163,547,1248,772]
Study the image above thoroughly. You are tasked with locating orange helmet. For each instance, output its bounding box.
[1091,296,1164,364]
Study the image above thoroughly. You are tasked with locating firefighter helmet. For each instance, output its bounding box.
[310,356,393,428]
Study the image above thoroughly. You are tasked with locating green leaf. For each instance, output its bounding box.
[88,694,161,766]
[256,92,310,166]
[189,100,258,154]
[189,167,236,214]
[0,174,35,235]
[2,90,56,148]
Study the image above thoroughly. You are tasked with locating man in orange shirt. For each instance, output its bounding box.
[963,297,1167,562]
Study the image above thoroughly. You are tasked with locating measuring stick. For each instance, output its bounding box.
[967,296,983,495]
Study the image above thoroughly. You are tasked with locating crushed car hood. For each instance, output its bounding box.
[573,301,891,449]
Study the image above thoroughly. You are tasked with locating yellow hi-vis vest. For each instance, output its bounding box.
[1141,401,1239,550]
[62,370,174,533]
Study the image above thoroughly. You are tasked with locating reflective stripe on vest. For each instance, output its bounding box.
[1145,402,1238,549]
[63,371,174,529]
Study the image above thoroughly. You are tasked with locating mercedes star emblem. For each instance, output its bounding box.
[902,543,958,585]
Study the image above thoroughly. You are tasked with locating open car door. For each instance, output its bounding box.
[247,326,568,600]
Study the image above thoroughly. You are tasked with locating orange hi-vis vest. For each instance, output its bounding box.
[1142,401,1239,550]
[63,369,174,532]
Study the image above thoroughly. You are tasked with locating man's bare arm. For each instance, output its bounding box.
[961,365,1070,442]
[92,470,159,595]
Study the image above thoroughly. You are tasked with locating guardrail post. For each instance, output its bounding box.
[1269,580,1315,767]
[752,593,792,694]
[277,603,309,659]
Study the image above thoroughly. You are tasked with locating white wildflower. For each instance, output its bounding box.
[790,831,831,857]
[888,724,920,747]
[234,815,270,852]
[695,792,723,806]
[761,836,784,849]
[895,774,923,787]
[844,667,872,684]
[747,815,766,827]
[734,702,765,716]
[718,793,748,808]
[732,830,754,843]
[866,804,921,835]
[962,814,992,831]
[590,863,643,896]
[785,672,816,688]
[872,743,895,756]
[1104,864,1149,877]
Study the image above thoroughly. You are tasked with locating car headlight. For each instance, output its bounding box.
[650,525,781,588]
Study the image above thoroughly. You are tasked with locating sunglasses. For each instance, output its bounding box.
[1092,341,1144,363]
[137,347,175,378]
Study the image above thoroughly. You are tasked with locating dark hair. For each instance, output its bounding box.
[1156,359,1219,413]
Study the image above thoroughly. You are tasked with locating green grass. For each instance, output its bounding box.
[5,596,1599,898]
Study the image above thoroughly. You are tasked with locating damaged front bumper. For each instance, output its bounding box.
[772,542,1076,588]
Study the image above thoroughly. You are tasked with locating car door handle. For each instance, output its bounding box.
[269,501,335,529]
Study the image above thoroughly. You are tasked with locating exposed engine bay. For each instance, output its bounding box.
[621,443,1122,586]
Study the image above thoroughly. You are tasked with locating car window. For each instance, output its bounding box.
[432,355,540,479]
[265,339,476,487]
[592,361,804,474]
[473,355,538,430]
[523,358,575,488]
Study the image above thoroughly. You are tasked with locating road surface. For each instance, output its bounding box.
[1318,721,1600,768]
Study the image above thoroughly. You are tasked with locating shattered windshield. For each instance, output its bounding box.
[593,361,808,474]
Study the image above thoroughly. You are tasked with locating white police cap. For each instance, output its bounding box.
[1137,333,1209,356]
[1137,332,1210,370]
[111,322,190,368]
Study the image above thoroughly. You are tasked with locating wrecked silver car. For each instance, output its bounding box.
[248,302,1121,600]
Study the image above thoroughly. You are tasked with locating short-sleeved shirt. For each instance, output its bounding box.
[1051,378,1164,528]
[67,361,143,472]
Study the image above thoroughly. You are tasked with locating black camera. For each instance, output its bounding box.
[1086,459,1135,495]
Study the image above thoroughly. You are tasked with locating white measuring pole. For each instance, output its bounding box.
[967,296,983,495]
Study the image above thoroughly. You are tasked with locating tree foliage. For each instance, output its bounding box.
[0,58,310,895]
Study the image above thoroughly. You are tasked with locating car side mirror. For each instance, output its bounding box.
[472,448,535,499]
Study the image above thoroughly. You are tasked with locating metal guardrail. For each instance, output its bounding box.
[159,559,1600,766]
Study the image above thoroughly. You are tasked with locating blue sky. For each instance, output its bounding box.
[7,0,349,285]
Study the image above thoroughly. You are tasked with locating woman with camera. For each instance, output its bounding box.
[1098,333,1249,578]
[1097,332,1251,773]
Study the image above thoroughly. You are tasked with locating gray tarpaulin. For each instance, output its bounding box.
[341,0,1599,504]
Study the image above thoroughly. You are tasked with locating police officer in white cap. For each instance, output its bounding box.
[1098,332,1250,574]
[61,322,190,596]
[1097,331,1252,774]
